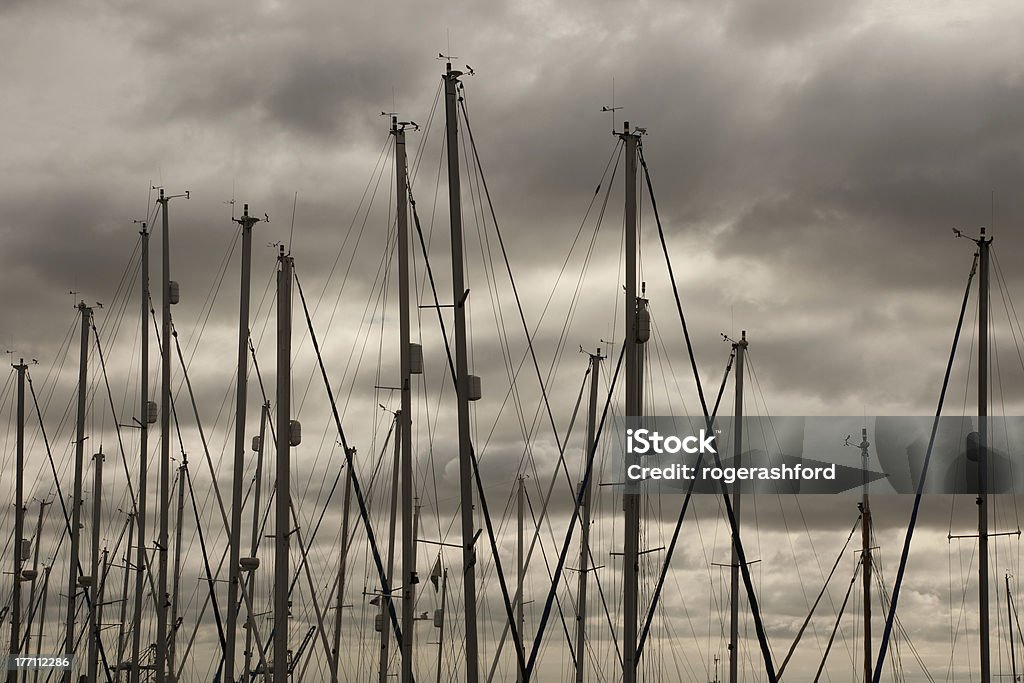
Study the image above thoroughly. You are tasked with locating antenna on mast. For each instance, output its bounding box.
[601,77,622,133]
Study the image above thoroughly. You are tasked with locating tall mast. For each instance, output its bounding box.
[131,221,150,683]
[620,121,643,683]
[115,513,134,683]
[331,446,354,682]
[156,187,187,683]
[379,414,401,683]
[63,302,91,683]
[575,349,603,683]
[394,115,416,683]
[442,61,480,683]
[244,401,269,682]
[859,427,872,683]
[33,566,51,683]
[516,475,525,683]
[434,567,448,683]
[1007,574,1018,683]
[22,499,49,655]
[88,448,105,681]
[227,203,259,683]
[978,226,991,683]
[273,246,293,683]
[728,332,746,683]
[169,459,187,675]
[7,358,27,683]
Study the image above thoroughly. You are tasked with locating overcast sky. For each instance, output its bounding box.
[3,1,1024,681]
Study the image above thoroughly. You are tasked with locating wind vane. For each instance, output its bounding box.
[601,77,622,133]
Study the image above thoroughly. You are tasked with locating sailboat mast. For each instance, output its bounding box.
[7,359,26,683]
[1008,574,1019,682]
[331,446,353,682]
[156,187,180,683]
[379,414,401,683]
[434,568,448,683]
[621,121,642,683]
[33,567,51,683]
[516,475,525,683]
[88,448,105,681]
[169,460,186,675]
[131,220,150,683]
[394,115,416,683]
[728,332,746,683]
[115,513,134,683]
[575,349,602,683]
[859,427,872,683]
[243,401,269,683]
[442,61,480,683]
[227,203,259,683]
[22,499,48,655]
[273,246,293,683]
[63,302,91,683]
[979,226,991,683]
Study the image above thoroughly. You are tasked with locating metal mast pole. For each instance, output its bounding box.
[273,246,293,683]
[575,349,602,683]
[156,187,186,683]
[331,447,354,682]
[22,499,49,654]
[115,514,134,683]
[64,302,91,683]
[227,204,259,683]
[169,460,186,677]
[516,476,525,683]
[434,569,448,683]
[443,61,479,683]
[244,402,268,682]
[978,226,991,683]
[131,221,150,683]
[394,115,416,683]
[620,122,641,683]
[728,332,746,683]
[379,415,401,683]
[859,427,872,683]
[8,359,27,683]
[1008,574,1018,683]
[33,567,51,683]
[88,448,105,681]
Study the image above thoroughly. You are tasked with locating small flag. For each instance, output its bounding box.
[430,556,442,593]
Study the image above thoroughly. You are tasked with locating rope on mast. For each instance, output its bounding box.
[872,251,979,682]
[638,147,778,682]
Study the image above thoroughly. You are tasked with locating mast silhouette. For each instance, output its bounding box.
[273,245,293,683]
[130,220,150,683]
[378,413,401,683]
[978,226,992,683]
[156,187,187,683]
[88,448,105,681]
[227,203,260,683]
[728,332,746,683]
[443,61,480,683]
[63,302,91,683]
[620,121,644,683]
[394,114,417,683]
[858,427,872,683]
[516,475,526,683]
[575,349,602,683]
[7,359,27,683]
